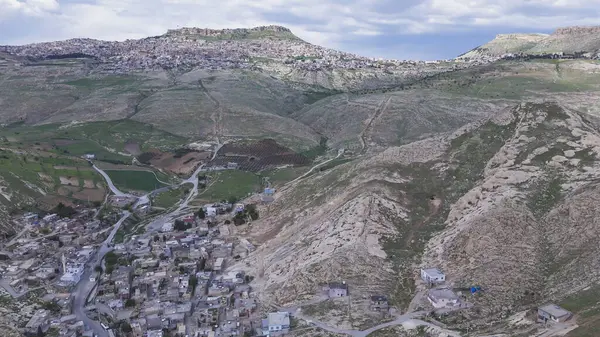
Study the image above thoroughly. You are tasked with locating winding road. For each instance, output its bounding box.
[294,309,462,337]
[91,164,133,198]
[71,211,131,337]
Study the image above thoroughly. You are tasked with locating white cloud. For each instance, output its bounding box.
[0,0,59,18]
[1,0,600,58]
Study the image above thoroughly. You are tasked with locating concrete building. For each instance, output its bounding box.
[206,206,217,217]
[427,289,459,308]
[328,282,348,297]
[60,264,84,284]
[262,312,290,336]
[161,222,173,232]
[25,309,50,334]
[538,304,572,323]
[370,295,389,312]
[214,257,224,272]
[421,268,446,284]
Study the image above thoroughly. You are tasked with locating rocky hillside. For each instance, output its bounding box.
[230,58,600,336]
[460,26,600,59]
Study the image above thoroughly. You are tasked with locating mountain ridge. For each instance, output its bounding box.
[460,25,600,59]
[2,24,600,337]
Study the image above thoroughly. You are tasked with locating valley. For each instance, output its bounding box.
[2,25,600,337]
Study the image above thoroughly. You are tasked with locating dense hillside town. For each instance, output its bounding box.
[0,25,487,74]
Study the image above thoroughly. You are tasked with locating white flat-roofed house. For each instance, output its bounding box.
[427,289,459,308]
[538,304,572,323]
[262,312,290,336]
[421,268,446,284]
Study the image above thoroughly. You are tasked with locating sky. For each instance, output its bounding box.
[1,0,600,60]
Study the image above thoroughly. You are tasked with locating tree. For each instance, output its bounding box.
[233,216,245,226]
[121,321,132,334]
[174,219,187,231]
[125,299,136,308]
[179,266,185,274]
[94,266,103,273]
[154,235,160,242]
[53,202,76,218]
[247,204,259,220]
[189,275,198,296]
[227,196,238,205]
[196,208,206,219]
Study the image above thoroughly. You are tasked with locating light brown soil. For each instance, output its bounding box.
[72,188,106,202]
[59,176,79,186]
[36,195,76,211]
[124,141,141,155]
[37,172,53,182]
[150,150,211,175]
[83,179,95,188]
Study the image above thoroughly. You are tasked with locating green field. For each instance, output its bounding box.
[105,170,168,192]
[153,184,192,208]
[198,170,262,202]
[262,167,308,186]
[0,119,188,155]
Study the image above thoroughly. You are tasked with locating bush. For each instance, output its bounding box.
[174,219,189,231]
[137,152,156,165]
[125,299,136,307]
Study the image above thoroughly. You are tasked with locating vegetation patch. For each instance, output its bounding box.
[153,184,192,208]
[105,170,168,192]
[262,167,308,186]
[527,174,563,218]
[562,285,600,337]
[198,170,261,202]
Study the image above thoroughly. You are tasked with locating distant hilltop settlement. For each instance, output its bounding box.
[2,25,493,74]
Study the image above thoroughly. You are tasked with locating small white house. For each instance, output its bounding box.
[84,154,96,160]
[161,222,173,232]
[206,207,217,217]
[538,304,572,323]
[262,312,290,336]
[427,289,459,308]
[421,268,446,284]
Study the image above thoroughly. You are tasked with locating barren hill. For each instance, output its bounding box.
[460,26,600,60]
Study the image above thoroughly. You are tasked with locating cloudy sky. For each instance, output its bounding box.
[1,0,600,60]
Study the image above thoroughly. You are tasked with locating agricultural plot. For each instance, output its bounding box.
[206,139,310,172]
[152,184,192,208]
[105,170,168,192]
[197,170,262,202]
[0,119,187,159]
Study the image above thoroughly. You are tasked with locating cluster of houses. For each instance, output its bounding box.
[86,210,293,337]
[419,267,573,326]
[0,208,127,336]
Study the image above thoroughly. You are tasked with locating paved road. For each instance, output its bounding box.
[175,142,223,213]
[71,211,130,337]
[91,164,132,197]
[295,309,432,337]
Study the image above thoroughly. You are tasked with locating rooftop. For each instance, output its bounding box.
[539,304,571,318]
[428,289,459,300]
[422,268,445,277]
[267,312,290,326]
